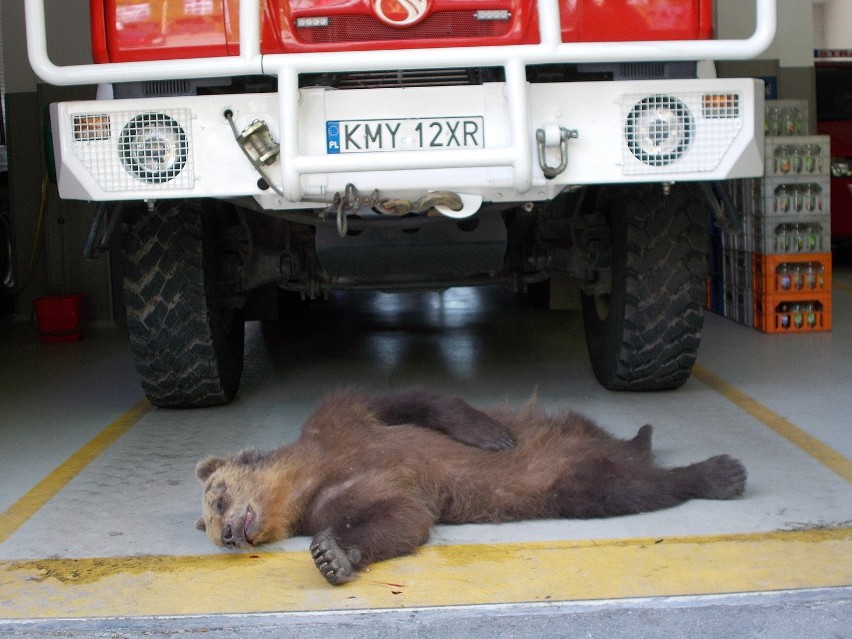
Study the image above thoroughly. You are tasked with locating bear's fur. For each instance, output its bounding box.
[196,389,746,585]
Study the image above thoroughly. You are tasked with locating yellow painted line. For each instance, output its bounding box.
[0,398,151,545]
[0,529,848,618]
[693,365,852,483]
[836,280,852,293]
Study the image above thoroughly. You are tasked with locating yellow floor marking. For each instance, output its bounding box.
[0,529,848,618]
[836,280,852,293]
[693,365,852,483]
[0,398,151,544]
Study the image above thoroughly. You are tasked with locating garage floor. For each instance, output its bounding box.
[0,258,850,637]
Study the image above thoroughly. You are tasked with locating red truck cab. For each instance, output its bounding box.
[92,0,712,60]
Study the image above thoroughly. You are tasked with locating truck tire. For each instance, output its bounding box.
[581,183,707,391]
[122,199,245,407]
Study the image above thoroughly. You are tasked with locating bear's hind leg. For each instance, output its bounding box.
[625,424,654,462]
[671,454,747,500]
[553,453,746,519]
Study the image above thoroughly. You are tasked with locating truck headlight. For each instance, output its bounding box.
[118,113,187,183]
[625,95,693,167]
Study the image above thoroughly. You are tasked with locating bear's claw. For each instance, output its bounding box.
[310,531,361,585]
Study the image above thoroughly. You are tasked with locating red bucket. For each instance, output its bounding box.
[33,294,85,343]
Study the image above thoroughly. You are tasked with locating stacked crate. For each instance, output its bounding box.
[716,177,758,326]
[714,99,832,333]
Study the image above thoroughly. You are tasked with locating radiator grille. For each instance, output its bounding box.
[295,12,510,44]
[336,69,484,89]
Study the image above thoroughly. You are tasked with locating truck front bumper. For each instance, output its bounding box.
[51,77,763,209]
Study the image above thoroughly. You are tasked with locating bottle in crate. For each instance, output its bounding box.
[764,99,809,137]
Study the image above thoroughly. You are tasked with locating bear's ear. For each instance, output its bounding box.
[196,517,207,531]
[236,447,264,466]
[196,456,226,483]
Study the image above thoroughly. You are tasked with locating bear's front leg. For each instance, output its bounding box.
[369,389,514,451]
[310,531,362,585]
[306,487,436,585]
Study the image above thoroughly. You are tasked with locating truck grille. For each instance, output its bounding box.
[301,68,503,89]
[295,12,511,44]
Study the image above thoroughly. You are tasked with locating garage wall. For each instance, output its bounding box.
[717,0,817,128]
[2,0,94,93]
[1,1,104,325]
[0,0,822,326]
[718,0,815,68]
[812,0,852,50]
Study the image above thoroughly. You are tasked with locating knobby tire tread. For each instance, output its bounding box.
[122,200,244,407]
[583,184,708,391]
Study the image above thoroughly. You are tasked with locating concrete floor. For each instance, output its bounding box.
[0,257,850,637]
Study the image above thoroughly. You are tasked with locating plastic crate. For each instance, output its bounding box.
[761,176,830,217]
[752,252,831,297]
[718,178,757,253]
[764,99,809,136]
[721,215,754,253]
[753,293,831,333]
[765,136,830,177]
[723,178,761,218]
[723,285,753,327]
[753,214,831,255]
[706,275,725,314]
[722,249,753,290]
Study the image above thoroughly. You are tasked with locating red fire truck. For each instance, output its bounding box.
[25,0,776,407]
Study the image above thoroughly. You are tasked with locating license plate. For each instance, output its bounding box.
[326,116,484,154]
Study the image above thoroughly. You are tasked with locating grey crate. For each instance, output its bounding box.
[721,214,754,253]
[722,248,753,289]
[754,213,831,255]
[765,135,831,177]
[760,176,831,217]
[764,99,810,136]
[724,177,761,218]
[723,285,754,327]
[718,178,758,253]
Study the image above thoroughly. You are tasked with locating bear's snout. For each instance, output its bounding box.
[221,524,238,547]
[218,506,256,547]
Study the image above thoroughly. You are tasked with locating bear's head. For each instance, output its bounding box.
[195,448,276,548]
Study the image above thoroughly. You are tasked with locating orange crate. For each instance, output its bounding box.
[753,292,831,333]
[752,252,831,298]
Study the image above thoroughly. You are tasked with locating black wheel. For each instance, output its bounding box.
[122,199,245,407]
[581,183,708,391]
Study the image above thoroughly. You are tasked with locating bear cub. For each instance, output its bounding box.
[196,389,746,585]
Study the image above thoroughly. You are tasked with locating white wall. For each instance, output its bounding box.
[812,0,852,50]
[1,0,92,93]
[716,0,815,67]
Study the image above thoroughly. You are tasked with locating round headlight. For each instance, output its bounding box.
[119,113,187,183]
[626,96,693,167]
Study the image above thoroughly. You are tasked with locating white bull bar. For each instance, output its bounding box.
[25,0,777,202]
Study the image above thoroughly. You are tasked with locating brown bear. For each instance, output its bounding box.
[196,389,746,585]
